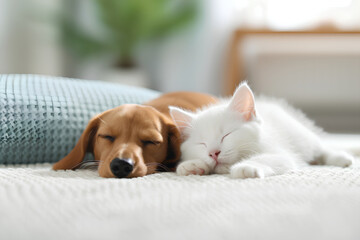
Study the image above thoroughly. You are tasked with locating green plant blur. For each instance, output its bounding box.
[61,0,198,68]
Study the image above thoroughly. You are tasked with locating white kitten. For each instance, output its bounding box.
[169,82,353,179]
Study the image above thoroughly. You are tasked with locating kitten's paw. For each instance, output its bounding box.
[214,164,230,174]
[230,163,264,179]
[325,151,354,168]
[176,159,210,176]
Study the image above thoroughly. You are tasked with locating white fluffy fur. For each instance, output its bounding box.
[170,82,354,178]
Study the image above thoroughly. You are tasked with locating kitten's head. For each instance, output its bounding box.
[169,82,261,168]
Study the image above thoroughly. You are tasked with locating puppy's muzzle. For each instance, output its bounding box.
[110,158,134,178]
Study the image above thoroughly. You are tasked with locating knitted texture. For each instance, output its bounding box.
[0,75,160,164]
[0,160,360,240]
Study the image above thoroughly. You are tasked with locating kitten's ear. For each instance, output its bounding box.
[228,82,256,121]
[169,106,194,138]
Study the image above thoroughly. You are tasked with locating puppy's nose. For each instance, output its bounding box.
[110,158,134,178]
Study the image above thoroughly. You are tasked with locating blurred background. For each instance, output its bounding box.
[0,0,359,133]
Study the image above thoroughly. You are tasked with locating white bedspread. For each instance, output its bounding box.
[1,135,360,240]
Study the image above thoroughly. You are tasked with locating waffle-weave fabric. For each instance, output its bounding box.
[0,75,159,164]
[0,161,360,240]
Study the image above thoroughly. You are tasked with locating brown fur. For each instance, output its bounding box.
[52,91,217,178]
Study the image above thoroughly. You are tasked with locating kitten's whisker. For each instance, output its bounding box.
[145,162,171,172]
[169,125,193,132]
[221,146,260,159]
[173,120,192,124]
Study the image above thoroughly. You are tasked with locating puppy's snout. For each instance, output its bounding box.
[110,158,134,178]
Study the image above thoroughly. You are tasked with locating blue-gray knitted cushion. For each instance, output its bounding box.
[0,75,160,165]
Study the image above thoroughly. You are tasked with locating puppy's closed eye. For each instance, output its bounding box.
[99,134,115,142]
[142,140,161,146]
[140,130,163,147]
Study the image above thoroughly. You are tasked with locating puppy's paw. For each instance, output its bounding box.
[325,151,354,168]
[230,162,274,179]
[176,159,210,176]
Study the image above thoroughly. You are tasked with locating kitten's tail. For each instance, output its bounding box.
[322,134,360,158]
[347,148,360,157]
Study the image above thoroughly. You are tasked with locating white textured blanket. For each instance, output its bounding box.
[1,136,360,240]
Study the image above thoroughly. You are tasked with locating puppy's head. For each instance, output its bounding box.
[53,104,181,178]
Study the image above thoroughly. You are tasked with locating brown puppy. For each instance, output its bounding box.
[53,92,217,178]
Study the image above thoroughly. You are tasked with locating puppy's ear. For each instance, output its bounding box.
[162,122,181,171]
[53,115,100,170]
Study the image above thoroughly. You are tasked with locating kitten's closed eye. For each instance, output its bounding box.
[197,133,232,147]
[198,142,207,147]
[221,132,232,143]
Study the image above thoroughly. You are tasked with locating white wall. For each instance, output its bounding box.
[243,35,360,132]
[0,0,241,95]
[141,0,237,95]
[0,0,63,76]
[1,0,360,99]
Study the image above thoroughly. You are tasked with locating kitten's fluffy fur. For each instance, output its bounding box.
[169,83,353,179]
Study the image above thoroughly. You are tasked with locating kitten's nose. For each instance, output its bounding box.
[110,158,134,178]
[209,150,221,161]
